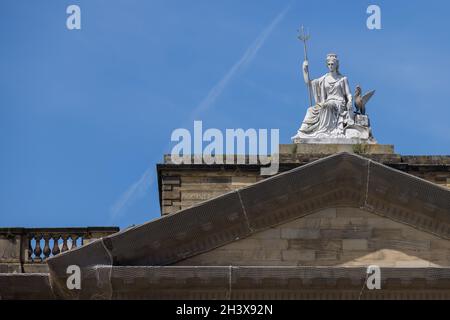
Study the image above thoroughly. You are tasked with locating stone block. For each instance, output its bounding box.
[282,218,323,229]
[339,250,374,263]
[282,250,315,261]
[342,239,368,251]
[231,176,258,186]
[224,238,288,251]
[434,174,448,182]
[278,143,395,155]
[181,176,231,184]
[329,217,367,228]
[181,191,225,201]
[288,239,342,251]
[368,239,430,251]
[281,228,320,239]
[423,250,450,263]
[162,176,180,185]
[430,240,450,250]
[374,249,416,261]
[336,207,373,218]
[179,184,234,191]
[242,249,282,261]
[252,228,280,240]
[204,249,245,263]
[219,239,255,250]
[395,261,432,267]
[0,263,21,273]
[339,260,396,267]
[162,206,181,215]
[162,190,181,200]
[22,263,49,273]
[372,228,404,239]
[0,274,54,300]
[0,237,21,263]
[311,208,336,218]
[316,251,339,261]
[366,218,395,229]
[320,228,372,239]
[258,239,289,250]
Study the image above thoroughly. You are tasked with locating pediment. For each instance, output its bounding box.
[175,207,450,267]
[47,153,450,278]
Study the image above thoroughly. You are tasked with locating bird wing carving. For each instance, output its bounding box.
[361,90,375,105]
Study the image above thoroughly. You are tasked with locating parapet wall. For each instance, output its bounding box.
[158,144,450,215]
[0,227,119,273]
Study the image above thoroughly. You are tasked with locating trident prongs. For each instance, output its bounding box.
[297,25,313,107]
[298,25,310,42]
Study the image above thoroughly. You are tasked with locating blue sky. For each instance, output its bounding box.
[1,0,449,229]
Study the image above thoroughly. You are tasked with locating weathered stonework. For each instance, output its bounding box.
[174,207,450,267]
[158,166,262,215]
[0,227,119,274]
[158,145,450,216]
[3,151,450,300]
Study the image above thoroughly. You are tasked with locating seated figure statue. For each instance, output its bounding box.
[293,53,355,141]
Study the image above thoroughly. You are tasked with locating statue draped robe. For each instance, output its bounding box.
[296,74,352,139]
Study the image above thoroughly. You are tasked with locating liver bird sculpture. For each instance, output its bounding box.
[354,85,375,115]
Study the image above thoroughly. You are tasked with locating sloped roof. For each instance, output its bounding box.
[46,152,450,297]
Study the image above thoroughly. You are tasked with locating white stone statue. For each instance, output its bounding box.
[292,53,376,144]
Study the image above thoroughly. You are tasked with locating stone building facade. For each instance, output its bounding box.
[159,144,450,215]
[1,144,450,299]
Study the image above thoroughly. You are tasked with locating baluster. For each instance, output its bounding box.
[52,235,60,256]
[70,235,78,250]
[27,235,33,262]
[61,235,69,252]
[43,235,51,259]
[33,234,42,262]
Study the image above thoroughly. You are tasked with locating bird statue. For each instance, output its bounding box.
[354,85,375,115]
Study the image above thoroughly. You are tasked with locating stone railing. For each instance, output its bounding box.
[0,227,119,273]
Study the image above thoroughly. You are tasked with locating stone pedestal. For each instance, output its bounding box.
[280,143,395,155]
[0,230,25,273]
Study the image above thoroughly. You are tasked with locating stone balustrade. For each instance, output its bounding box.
[0,227,119,273]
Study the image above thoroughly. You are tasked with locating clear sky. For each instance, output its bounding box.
[1,0,449,229]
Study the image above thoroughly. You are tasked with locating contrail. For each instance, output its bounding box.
[110,4,290,221]
[191,3,291,118]
[110,167,154,221]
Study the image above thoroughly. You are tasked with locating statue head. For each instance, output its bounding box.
[326,53,340,74]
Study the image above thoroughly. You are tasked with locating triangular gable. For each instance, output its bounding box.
[47,152,450,297]
[174,207,450,267]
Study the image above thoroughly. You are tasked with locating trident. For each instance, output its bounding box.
[297,25,314,107]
